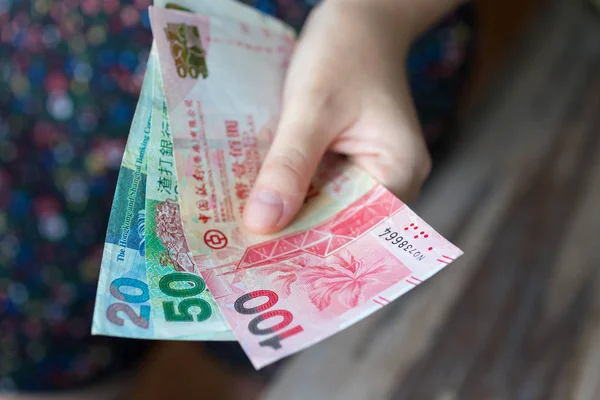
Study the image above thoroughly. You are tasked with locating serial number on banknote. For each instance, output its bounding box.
[377,227,427,261]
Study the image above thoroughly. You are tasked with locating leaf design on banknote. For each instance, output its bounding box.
[257,254,328,298]
[155,199,196,273]
[258,264,298,297]
[301,250,391,311]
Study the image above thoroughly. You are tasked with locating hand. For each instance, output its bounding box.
[243,0,432,234]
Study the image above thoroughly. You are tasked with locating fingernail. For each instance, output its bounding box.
[244,191,284,231]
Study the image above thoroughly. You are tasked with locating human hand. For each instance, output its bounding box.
[243,0,432,234]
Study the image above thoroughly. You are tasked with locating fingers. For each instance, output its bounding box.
[351,150,431,202]
[330,95,432,203]
[243,104,334,234]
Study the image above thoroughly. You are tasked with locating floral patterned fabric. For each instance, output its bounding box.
[0,0,474,392]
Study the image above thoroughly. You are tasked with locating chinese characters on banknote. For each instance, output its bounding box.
[92,0,462,369]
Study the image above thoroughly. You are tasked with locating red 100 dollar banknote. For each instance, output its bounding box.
[149,5,462,369]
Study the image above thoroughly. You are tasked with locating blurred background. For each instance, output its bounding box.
[129,0,600,398]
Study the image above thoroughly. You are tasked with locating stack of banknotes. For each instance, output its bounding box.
[92,0,463,369]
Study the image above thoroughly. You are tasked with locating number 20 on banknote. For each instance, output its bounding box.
[106,278,152,329]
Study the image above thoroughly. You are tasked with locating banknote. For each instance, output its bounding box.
[144,50,234,340]
[149,5,463,369]
[131,0,287,341]
[92,0,292,340]
[91,53,155,338]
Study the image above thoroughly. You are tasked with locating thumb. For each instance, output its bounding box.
[243,109,332,234]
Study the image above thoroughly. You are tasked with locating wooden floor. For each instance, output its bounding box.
[130,0,600,399]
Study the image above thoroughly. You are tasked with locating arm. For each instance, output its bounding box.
[243,0,468,234]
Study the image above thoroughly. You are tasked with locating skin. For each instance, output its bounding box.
[243,0,465,234]
[8,1,465,398]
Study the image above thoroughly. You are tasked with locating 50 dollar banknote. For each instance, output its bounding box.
[93,0,293,341]
[143,52,233,340]
[92,49,234,340]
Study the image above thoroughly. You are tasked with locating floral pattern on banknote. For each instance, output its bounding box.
[301,250,392,310]
[259,249,395,311]
[155,199,196,273]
